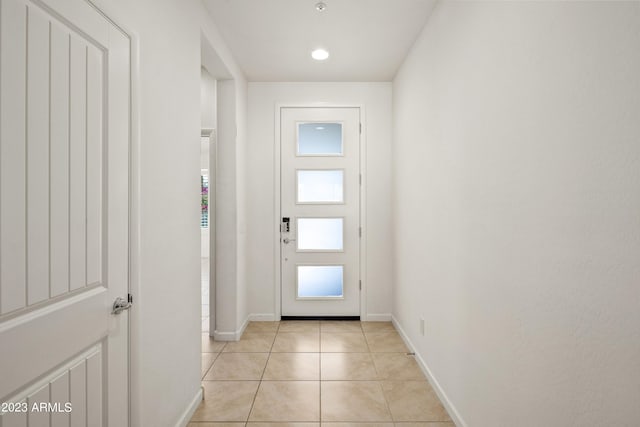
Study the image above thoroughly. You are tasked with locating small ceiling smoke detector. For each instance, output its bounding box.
[315,2,327,12]
[311,48,329,61]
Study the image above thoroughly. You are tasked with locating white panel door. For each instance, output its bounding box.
[0,0,130,426]
[281,107,360,317]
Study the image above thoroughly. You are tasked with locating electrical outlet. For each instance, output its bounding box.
[420,317,425,336]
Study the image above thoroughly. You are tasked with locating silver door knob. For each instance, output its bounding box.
[112,297,132,315]
[282,238,296,244]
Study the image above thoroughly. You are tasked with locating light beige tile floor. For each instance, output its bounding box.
[192,321,454,427]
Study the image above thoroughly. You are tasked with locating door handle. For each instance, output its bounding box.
[112,296,132,315]
[282,238,296,244]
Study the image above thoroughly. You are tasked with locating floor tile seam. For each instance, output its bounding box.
[364,329,372,352]
[244,374,264,424]
[200,352,221,380]
[215,352,271,356]
[372,353,427,381]
[372,351,416,356]
[374,377,397,423]
[319,372,322,424]
[379,380,448,423]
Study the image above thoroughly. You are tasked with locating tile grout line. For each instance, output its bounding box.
[200,351,220,380]
[245,321,280,423]
[368,322,396,424]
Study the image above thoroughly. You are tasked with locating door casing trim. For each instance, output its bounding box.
[274,104,367,320]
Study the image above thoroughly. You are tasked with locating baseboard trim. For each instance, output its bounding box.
[248,313,278,321]
[174,387,203,427]
[391,315,467,427]
[212,317,249,341]
[364,313,392,321]
[212,330,236,341]
[238,316,249,337]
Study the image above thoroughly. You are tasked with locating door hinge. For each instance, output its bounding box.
[359,280,362,290]
[128,293,133,304]
[359,174,362,185]
[359,123,362,134]
[359,227,362,238]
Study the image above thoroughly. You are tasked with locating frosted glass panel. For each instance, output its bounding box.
[297,170,344,203]
[297,123,342,155]
[297,266,343,298]
[297,218,343,251]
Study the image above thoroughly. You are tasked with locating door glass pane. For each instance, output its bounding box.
[297,218,343,251]
[297,266,343,298]
[297,123,342,155]
[297,170,343,203]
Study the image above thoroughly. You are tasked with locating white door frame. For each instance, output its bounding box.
[274,104,367,320]
[86,2,138,425]
[85,1,139,424]
[123,23,140,427]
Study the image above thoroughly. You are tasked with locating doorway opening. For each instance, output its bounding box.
[200,63,218,334]
[201,129,215,332]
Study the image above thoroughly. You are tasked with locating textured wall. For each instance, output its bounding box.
[392,2,640,426]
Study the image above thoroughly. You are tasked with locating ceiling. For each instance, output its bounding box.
[202,0,437,82]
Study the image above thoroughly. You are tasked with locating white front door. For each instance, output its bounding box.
[280,107,360,317]
[0,0,130,426]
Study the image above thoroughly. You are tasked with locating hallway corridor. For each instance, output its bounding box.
[191,321,453,425]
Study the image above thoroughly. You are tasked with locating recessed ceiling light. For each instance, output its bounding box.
[311,48,329,61]
[315,2,327,12]
[315,126,325,130]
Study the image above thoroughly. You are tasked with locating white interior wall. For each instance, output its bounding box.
[201,9,249,341]
[91,1,202,425]
[392,2,640,426]
[201,67,217,130]
[246,82,393,320]
[214,80,238,336]
[85,0,246,425]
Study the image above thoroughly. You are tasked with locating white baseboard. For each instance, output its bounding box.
[364,313,392,321]
[238,316,249,337]
[391,315,467,427]
[174,387,203,427]
[248,313,278,321]
[212,317,249,341]
[212,330,237,341]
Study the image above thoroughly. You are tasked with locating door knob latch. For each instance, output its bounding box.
[112,294,133,315]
